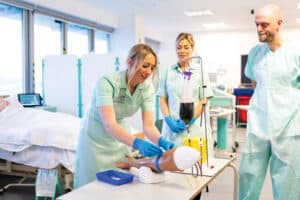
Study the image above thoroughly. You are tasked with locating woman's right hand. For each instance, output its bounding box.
[164,116,186,133]
[158,137,175,151]
[133,138,163,157]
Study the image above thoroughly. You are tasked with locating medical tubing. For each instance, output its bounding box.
[198,56,209,167]
[199,139,203,176]
[155,155,162,172]
[186,125,191,146]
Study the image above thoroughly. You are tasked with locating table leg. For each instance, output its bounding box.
[228,163,238,200]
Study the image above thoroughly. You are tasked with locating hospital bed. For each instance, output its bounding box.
[0,97,81,196]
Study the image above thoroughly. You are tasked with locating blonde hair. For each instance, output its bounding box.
[175,32,195,49]
[127,43,158,88]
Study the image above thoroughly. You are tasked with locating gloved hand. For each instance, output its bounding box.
[158,137,175,151]
[133,138,163,157]
[189,117,196,126]
[164,116,186,133]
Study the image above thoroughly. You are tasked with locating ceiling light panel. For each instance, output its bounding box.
[184,9,214,17]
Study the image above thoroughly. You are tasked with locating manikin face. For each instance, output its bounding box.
[0,97,9,112]
[176,39,194,65]
[131,53,156,84]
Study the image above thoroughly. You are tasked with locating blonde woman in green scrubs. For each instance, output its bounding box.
[74,44,175,188]
[157,33,214,160]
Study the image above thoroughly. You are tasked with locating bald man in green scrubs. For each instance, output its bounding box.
[239,4,300,200]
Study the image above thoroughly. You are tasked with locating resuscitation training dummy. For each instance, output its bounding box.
[116,146,201,183]
[116,146,201,173]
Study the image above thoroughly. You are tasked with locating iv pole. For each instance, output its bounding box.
[189,56,209,167]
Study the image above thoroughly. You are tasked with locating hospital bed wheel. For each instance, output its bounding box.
[65,187,72,193]
[0,187,6,193]
[232,147,237,153]
[234,141,239,148]
[213,141,217,147]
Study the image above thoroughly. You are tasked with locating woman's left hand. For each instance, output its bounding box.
[158,137,175,151]
[189,117,196,126]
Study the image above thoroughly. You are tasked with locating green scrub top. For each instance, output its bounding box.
[74,70,155,188]
[157,63,214,157]
[244,42,300,163]
[245,43,300,139]
[239,42,300,200]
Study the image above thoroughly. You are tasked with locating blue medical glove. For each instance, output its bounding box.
[189,117,196,126]
[133,138,163,157]
[165,116,186,133]
[158,137,175,151]
[175,119,187,131]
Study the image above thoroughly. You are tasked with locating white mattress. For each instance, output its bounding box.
[0,96,81,152]
[0,97,80,172]
[0,145,75,172]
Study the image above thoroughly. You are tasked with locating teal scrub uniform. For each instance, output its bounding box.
[157,63,214,159]
[239,43,300,200]
[74,70,155,188]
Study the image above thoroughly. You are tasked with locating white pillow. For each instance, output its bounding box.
[0,95,24,120]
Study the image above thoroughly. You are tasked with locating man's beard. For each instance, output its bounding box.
[258,31,274,43]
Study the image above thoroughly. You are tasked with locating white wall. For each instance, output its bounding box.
[26,0,300,90]
[25,0,163,71]
[110,14,147,68]
[159,27,300,89]
[110,13,136,69]
[24,0,118,27]
[25,0,300,132]
[194,30,257,88]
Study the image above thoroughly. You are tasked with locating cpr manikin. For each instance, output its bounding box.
[116,146,201,183]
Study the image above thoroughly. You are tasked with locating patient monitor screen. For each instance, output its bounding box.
[18,94,42,107]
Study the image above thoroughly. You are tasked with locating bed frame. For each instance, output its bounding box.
[0,159,72,197]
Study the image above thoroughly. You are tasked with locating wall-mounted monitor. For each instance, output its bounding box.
[18,93,42,107]
[241,55,252,84]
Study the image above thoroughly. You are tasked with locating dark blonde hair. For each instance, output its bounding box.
[127,43,158,87]
[175,32,195,49]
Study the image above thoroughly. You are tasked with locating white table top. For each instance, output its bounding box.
[210,107,236,118]
[235,105,249,111]
[57,158,237,200]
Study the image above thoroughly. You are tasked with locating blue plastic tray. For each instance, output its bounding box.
[96,170,134,186]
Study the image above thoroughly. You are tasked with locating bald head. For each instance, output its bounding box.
[256,4,282,22]
[255,4,283,45]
